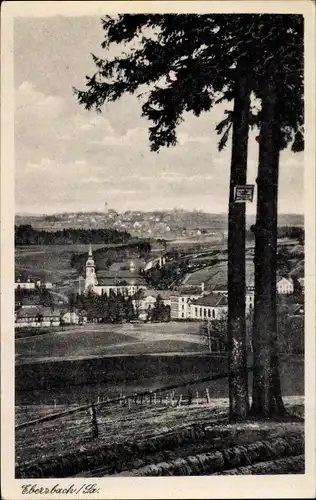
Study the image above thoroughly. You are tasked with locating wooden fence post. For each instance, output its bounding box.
[206,388,210,404]
[89,403,99,440]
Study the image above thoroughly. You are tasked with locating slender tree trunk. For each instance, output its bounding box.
[227,67,251,422]
[251,69,285,417]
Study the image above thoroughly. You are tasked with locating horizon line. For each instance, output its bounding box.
[15,210,304,217]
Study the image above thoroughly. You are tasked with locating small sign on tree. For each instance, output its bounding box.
[234,185,254,203]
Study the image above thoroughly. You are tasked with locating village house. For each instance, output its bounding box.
[15,306,61,328]
[277,276,294,294]
[170,287,204,320]
[190,294,228,321]
[15,275,54,290]
[42,281,54,289]
[61,310,88,325]
[15,277,36,290]
[212,285,254,314]
[133,289,172,320]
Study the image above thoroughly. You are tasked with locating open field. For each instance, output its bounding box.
[15,324,304,405]
[15,323,205,364]
[183,259,254,288]
[16,245,83,282]
[15,244,117,282]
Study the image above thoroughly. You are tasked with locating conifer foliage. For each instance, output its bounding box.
[74,14,303,419]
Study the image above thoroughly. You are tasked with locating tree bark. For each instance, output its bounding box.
[251,68,286,417]
[227,66,251,422]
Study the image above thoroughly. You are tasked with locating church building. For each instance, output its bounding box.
[84,245,147,297]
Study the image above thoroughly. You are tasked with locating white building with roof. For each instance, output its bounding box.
[276,276,294,295]
[15,277,36,290]
[190,294,228,321]
[170,288,204,320]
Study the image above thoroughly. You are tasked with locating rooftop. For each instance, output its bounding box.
[191,294,228,307]
[142,289,173,300]
[177,286,204,296]
[16,306,61,318]
[97,277,146,287]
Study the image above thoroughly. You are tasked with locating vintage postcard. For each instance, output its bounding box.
[1,1,315,499]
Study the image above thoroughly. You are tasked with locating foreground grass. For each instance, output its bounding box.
[16,396,303,474]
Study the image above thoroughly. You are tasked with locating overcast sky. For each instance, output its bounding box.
[14,16,304,215]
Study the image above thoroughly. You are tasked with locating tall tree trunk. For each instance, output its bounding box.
[251,69,285,417]
[227,67,251,422]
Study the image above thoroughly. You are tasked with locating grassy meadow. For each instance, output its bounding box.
[182,258,255,288]
[15,244,108,283]
[15,322,205,364]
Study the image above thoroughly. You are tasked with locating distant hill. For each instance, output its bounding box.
[15,210,304,234]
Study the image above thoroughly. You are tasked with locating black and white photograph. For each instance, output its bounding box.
[1,1,315,498]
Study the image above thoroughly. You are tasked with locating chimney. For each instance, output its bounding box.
[201,282,205,294]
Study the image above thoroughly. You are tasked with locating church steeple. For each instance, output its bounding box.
[86,244,95,267]
[85,244,98,291]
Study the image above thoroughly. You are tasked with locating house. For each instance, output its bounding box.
[190,294,228,321]
[213,285,254,314]
[61,310,88,325]
[133,289,172,320]
[43,281,54,290]
[15,277,36,290]
[170,288,204,320]
[15,306,61,328]
[62,311,80,325]
[277,276,294,295]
